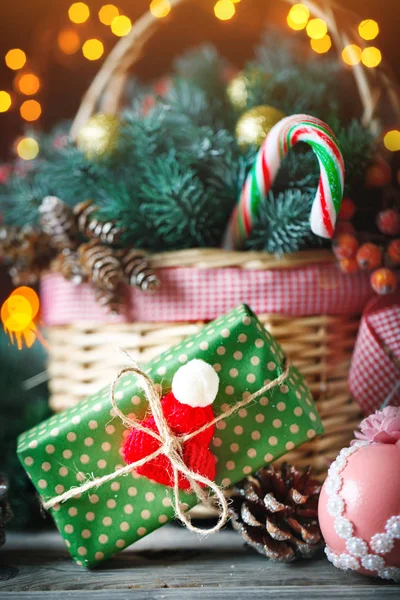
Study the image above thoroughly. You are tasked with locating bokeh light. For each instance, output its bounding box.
[111,15,132,36]
[11,287,40,319]
[342,44,362,66]
[310,34,332,54]
[288,4,309,28]
[68,2,90,24]
[5,49,26,70]
[384,130,400,152]
[20,99,42,121]
[1,294,32,332]
[306,18,328,40]
[0,91,12,113]
[150,0,171,18]
[18,73,40,96]
[98,4,119,25]
[214,0,236,21]
[58,29,81,55]
[361,46,382,68]
[17,137,39,160]
[1,288,40,349]
[82,39,104,61]
[358,19,379,41]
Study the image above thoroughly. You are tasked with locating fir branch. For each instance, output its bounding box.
[137,152,232,250]
[245,188,321,254]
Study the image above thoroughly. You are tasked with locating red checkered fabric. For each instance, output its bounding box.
[349,294,400,415]
[41,264,372,326]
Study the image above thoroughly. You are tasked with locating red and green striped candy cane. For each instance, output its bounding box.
[224,114,345,250]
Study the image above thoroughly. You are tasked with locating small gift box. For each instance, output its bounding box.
[349,293,400,415]
[18,304,323,567]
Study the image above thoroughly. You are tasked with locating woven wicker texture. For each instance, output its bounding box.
[47,312,361,478]
[45,0,390,479]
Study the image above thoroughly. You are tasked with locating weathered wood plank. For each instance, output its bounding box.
[2,589,400,600]
[1,527,398,599]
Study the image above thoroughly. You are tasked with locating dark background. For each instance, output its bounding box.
[0,0,399,159]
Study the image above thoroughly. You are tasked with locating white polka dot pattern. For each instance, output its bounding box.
[17,304,322,568]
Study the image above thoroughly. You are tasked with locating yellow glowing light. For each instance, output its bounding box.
[1,290,40,350]
[68,2,90,24]
[82,39,104,61]
[150,0,171,18]
[5,49,26,71]
[342,44,362,66]
[16,137,39,160]
[384,130,400,152]
[310,34,332,54]
[99,4,119,25]
[361,46,382,68]
[1,295,33,333]
[58,29,81,55]
[20,99,41,122]
[111,15,132,36]
[18,73,40,96]
[288,4,310,26]
[358,19,379,41]
[214,0,236,21]
[306,18,327,40]
[287,15,306,31]
[0,91,12,113]
[11,286,40,320]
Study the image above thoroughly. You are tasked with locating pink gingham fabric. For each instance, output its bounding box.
[349,294,400,415]
[40,264,372,326]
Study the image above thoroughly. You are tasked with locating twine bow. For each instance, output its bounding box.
[44,358,290,535]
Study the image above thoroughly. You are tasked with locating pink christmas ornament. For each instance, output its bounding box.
[319,407,400,582]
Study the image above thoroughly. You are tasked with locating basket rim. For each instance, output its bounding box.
[146,248,336,270]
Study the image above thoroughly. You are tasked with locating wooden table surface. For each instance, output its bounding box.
[0,526,399,599]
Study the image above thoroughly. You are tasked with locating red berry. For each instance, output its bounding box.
[371,268,398,295]
[365,157,392,188]
[356,243,383,270]
[338,198,356,221]
[153,77,172,97]
[339,258,359,274]
[333,233,359,260]
[377,209,400,236]
[334,222,356,236]
[388,239,400,264]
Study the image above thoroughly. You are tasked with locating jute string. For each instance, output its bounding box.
[43,359,289,535]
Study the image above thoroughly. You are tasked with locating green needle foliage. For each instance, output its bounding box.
[0,330,50,529]
[0,29,377,255]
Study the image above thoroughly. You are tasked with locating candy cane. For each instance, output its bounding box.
[223,114,345,250]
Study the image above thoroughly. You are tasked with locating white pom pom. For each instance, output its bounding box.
[172,359,219,408]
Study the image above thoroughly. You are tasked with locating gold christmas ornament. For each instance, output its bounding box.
[227,70,270,111]
[76,114,120,159]
[235,105,285,148]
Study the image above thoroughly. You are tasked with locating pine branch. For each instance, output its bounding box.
[245,188,322,254]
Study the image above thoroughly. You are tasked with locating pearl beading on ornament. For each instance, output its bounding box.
[324,442,400,583]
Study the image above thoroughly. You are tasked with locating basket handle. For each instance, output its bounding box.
[70,0,390,140]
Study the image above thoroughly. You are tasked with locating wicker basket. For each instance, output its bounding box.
[44,0,398,477]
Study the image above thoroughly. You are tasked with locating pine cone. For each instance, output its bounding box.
[78,241,123,291]
[52,249,84,284]
[2,227,55,285]
[74,200,123,245]
[230,464,323,562]
[94,284,124,315]
[0,473,12,548]
[120,249,160,293]
[0,225,23,259]
[39,196,78,250]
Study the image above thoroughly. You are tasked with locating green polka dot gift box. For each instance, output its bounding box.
[17,304,323,568]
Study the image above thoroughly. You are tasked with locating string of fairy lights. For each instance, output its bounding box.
[0,0,399,162]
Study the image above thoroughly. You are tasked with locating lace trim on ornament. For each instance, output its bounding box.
[324,441,400,583]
